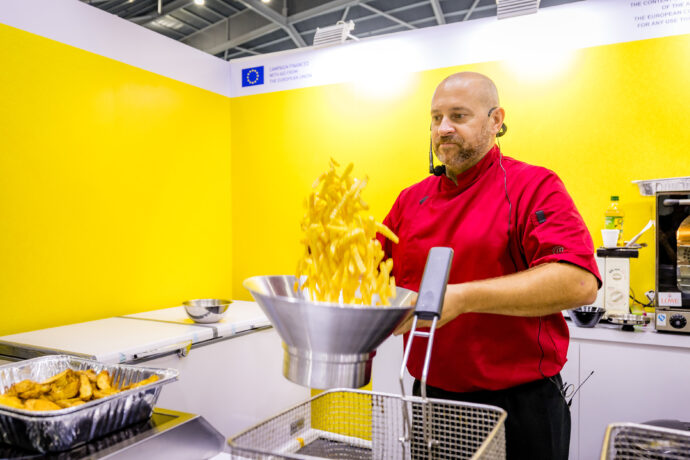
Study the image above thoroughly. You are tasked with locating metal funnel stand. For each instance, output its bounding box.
[243,276,416,389]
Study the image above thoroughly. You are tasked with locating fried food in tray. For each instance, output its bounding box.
[0,368,159,412]
[0,355,177,453]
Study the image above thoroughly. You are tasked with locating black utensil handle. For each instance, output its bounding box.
[414,247,454,320]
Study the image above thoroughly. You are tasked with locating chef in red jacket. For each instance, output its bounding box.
[378,72,600,460]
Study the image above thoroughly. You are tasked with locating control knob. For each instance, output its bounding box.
[670,314,687,329]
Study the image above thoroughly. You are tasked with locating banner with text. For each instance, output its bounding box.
[229,0,690,97]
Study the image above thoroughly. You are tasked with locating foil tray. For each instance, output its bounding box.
[0,355,178,453]
[632,177,690,196]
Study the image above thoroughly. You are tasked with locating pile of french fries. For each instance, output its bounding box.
[296,159,398,305]
[0,369,159,411]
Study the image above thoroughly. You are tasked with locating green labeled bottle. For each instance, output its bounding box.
[604,195,624,246]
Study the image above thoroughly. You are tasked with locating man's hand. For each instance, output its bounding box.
[393,292,461,335]
[394,315,432,336]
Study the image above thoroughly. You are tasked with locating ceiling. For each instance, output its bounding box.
[81,0,583,61]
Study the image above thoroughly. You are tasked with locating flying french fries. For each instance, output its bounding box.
[296,159,398,305]
[0,369,159,411]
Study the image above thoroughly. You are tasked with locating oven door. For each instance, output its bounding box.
[656,192,690,332]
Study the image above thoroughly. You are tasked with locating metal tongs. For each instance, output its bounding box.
[397,247,454,457]
[625,219,655,247]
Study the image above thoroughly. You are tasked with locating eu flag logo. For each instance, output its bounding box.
[241,66,264,87]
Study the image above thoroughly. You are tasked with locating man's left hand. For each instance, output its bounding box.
[393,289,460,335]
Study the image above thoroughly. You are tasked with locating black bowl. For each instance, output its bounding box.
[568,306,606,328]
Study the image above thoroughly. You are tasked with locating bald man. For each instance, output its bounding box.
[378,72,600,459]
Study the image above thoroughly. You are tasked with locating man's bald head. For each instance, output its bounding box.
[434,72,500,110]
[429,72,505,180]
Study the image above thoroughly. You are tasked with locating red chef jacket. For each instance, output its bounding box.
[378,145,600,392]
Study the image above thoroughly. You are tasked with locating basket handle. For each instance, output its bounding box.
[413,247,454,320]
[399,247,454,399]
[398,247,453,450]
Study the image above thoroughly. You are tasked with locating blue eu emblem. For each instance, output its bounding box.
[241,66,264,87]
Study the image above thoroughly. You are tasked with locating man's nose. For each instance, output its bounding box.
[437,117,454,135]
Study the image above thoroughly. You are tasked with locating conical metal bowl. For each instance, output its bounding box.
[243,275,416,389]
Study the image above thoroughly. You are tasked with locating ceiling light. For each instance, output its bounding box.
[154,17,185,29]
[194,0,205,5]
[261,0,271,3]
[313,20,358,48]
[496,0,541,20]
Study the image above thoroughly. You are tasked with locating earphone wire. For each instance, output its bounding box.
[497,136,514,271]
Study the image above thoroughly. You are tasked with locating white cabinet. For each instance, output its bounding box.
[573,339,690,460]
[147,328,310,438]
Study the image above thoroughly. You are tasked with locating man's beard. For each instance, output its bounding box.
[435,127,492,170]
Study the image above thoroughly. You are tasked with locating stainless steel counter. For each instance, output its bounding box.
[0,408,227,459]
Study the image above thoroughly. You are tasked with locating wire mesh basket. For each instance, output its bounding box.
[600,422,690,459]
[228,388,506,459]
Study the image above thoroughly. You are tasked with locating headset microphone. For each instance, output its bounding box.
[497,123,507,137]
[428,138,446,176]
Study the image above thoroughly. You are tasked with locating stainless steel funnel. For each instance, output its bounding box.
[243,275,416,389]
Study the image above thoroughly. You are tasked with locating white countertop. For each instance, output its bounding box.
[0,301,270,364]
[123,301,269,338]
[566,317,690,349]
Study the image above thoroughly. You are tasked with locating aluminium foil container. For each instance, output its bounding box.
[0,355,178,453]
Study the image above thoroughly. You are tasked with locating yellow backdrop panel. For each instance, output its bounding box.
[0,25,232,335]
[231,33,690,303]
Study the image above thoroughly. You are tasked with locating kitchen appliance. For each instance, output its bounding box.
[655,192,690,333]
[596,247,639,315]
[607,313,651,332]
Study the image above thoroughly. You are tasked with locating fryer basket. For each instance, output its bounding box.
[228,388,506,459]
[600,422,690,459]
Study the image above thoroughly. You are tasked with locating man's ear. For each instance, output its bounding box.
[490,107,506,136]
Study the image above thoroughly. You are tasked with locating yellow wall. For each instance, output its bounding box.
[0,24,233,335]
[231,33,690,303]
[2,22,687,336]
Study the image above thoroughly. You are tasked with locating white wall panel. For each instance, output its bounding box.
[229,0,690,97]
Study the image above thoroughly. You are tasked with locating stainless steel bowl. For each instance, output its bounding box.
[183,299,232,323]
[569,306,606,328]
